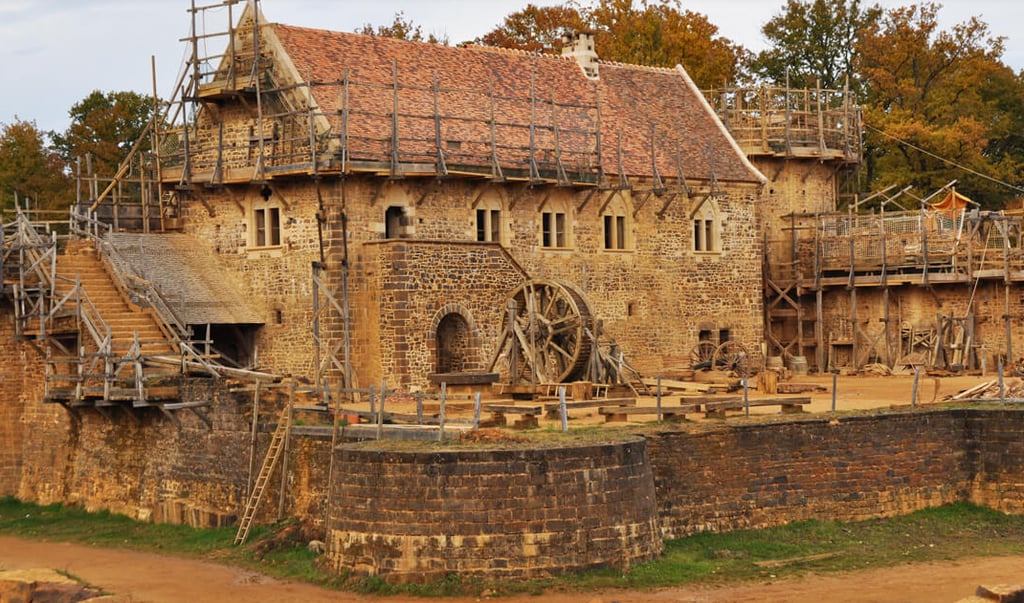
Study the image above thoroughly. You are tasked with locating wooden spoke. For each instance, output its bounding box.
[712,341,752,378]
[690,341,717,370]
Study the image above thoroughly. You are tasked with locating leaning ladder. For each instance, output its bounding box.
[234,398,292,545]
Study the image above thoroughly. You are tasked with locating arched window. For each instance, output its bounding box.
[692,198,721,253]
[602,191,632,251]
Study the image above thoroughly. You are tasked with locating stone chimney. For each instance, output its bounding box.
[561,30,599,79]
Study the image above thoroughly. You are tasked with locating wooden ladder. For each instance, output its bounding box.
[234,399,292,546]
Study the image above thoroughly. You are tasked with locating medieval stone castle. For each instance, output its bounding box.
[2,0,1023,581]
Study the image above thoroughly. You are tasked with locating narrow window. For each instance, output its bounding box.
[490,209,500,242]
[255,208,267,247]
[268,207,280,246]
[476,209,487,242]
[476,209,503,243]
[693,200,721,253]
[604,214,628,249]
[542,209,570,249]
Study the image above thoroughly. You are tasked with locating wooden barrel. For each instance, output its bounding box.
[788,355,808,376]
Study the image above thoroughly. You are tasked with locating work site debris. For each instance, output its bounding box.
[863,363,893,376]
[945,379,1024,401]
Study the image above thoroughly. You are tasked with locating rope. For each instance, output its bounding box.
[864,123,1024,195]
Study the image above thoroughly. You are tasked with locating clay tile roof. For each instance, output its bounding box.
[271,22,763,185]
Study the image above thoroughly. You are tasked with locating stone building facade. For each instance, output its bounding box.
[158,4,767,390]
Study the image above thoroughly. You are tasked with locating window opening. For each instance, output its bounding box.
[604,214,627,250]
[476,208,502,243]
[542,211,567,248]
[385,206,404,239]
[254,206,281,247]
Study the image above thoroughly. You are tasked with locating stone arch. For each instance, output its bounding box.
[429,304,479,373]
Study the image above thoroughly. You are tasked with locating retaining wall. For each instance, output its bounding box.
[324,438,662,581]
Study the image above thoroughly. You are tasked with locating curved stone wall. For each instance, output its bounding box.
[325,437,661,581]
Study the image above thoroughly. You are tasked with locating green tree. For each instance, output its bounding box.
[50,90,154,179]
[356,11,448,44]
[857,3,1022,208]
[0,119,70,211]
[749,0,881,90]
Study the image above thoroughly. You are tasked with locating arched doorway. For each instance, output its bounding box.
[436,313,471,373]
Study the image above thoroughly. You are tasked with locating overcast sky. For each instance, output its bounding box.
[2,0,1022,135]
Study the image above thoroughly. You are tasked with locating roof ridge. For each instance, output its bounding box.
[459,44,572,61]
[597,59,678,74]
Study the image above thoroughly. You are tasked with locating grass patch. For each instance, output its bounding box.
[1,497,1022,597]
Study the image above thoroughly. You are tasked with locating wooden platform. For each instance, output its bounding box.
[704,396,811,418]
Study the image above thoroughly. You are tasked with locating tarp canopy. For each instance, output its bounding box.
[931,189,974,212]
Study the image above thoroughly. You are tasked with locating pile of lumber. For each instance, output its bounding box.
[944,378,1024,401]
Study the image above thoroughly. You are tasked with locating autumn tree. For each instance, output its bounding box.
[477,0,744,88]
[50,90,154,179]
[857,3,1023,208]
[477,4,586,53]
[0,119,70,211]
[748,0,881,90]
[356,11,448,44]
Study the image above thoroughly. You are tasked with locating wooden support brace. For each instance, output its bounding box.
[656,192,681,218]
[190,407,213,429]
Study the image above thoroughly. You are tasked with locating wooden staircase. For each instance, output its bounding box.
[44,242,182,406]
[56,244,176,357]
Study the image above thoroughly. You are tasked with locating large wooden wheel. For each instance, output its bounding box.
[494,279,593,384]
[690,341,717,370]
[712,341,751,377]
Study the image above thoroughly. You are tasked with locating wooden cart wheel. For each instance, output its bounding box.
[501,279,593,383]
[690,341,717,370]
[712,341,751,377]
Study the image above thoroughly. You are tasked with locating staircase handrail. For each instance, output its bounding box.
[52,274,112,359]
[97,238,190,338]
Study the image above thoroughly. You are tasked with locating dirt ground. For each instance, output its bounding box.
[1,536,1021,602]
[5,373,1021,602]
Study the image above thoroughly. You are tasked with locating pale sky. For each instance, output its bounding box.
[1,0,1022,135]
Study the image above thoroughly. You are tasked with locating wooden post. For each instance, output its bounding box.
[911,367,920,407]
[277,382,295,520]
[438,382,447,441]
[559,385,568,432]
[998,362,1005,403]
[473,392,481,428]
[656,376,662,421]
[246,382,261,501]
[831,371,837,412]
[376,379,386,440]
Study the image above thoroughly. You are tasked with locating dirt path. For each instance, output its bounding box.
[1,537,1020,602]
